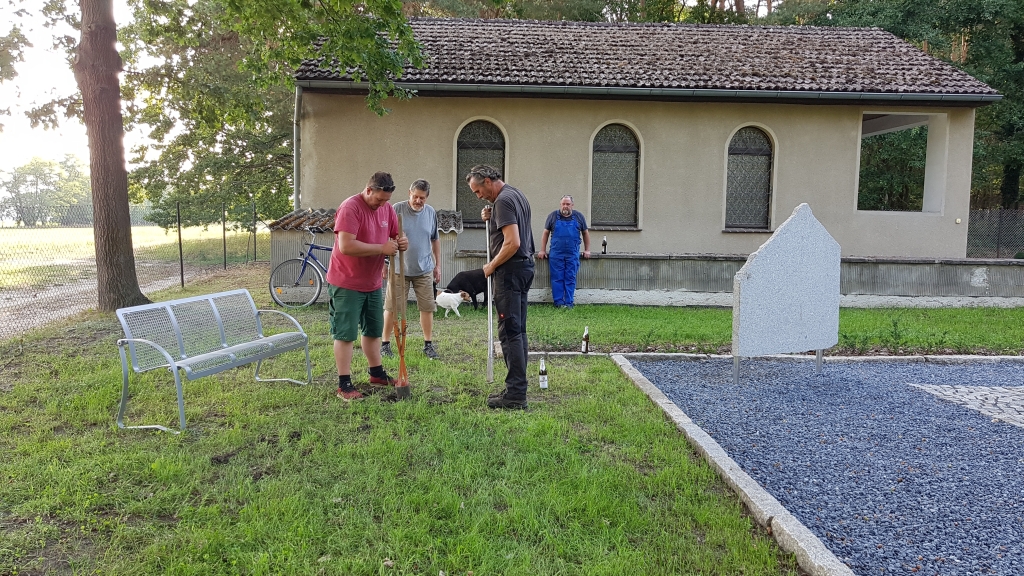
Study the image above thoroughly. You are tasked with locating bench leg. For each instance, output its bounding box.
[116,344,179,434]
[254,343,312,386]
[173,370,187,431]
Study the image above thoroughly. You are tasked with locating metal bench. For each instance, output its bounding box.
[115,289,311,433]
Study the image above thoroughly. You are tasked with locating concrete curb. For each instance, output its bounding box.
[527,351,1024,363]
[610,354,856,576]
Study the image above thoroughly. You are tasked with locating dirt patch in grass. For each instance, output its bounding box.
[1,515,106,576]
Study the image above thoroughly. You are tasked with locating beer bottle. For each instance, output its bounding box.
[539,357,548,390]
[581,326,590,354]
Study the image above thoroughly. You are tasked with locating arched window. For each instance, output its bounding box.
[726,127,773,229]
[456,120,505,225]
[591,124,639,227]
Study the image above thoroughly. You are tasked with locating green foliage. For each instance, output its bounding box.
[409,0,608,21]
[222,0,422,115]
[0,6,32,130]
[0,24,31,84]
[405,0,745,24]
[857,127,928,211]
[771,0,1024,209]
[681,0,749,24]
[0,155,91,226]
[121,0,295,228]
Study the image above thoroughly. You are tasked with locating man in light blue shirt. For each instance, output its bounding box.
[383,180,442,360]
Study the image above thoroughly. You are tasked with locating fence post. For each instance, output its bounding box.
[222,202,227,270]
[252,201,257,262]
[177,201,184,288]
[996,208,1003,258]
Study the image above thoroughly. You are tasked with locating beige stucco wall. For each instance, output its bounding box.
[299,93,976,258]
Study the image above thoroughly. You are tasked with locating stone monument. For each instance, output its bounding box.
[732,203,840,383]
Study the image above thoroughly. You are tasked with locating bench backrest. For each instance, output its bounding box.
[116,289,262,371]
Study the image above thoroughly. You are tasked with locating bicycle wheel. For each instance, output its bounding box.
[269,258,324,308]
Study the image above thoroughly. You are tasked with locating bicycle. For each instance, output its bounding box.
[269,227,333,308]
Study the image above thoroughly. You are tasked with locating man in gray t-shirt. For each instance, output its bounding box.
[383,180,442,360]
[468,164,535,410]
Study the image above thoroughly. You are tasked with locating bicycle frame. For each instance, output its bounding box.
[298,229,332,276]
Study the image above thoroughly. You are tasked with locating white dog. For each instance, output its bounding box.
[435,290,471,317]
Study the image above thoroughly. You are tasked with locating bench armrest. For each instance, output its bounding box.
[117,337,177,371]
[256,309,306,334]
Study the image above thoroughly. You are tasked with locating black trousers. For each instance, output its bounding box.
[493,260,534,399]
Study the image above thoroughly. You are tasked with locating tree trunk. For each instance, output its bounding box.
[766,0,772,14]
[736,0,744,16]
[74,0,149,311]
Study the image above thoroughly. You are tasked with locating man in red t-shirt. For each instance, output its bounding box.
[327,172,408,401]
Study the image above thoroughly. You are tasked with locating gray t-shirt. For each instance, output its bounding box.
[489,184,534,263]
[393,201,439,277]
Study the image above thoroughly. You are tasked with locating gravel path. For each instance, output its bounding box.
[0,263,204,341]
[634,358,1024,576]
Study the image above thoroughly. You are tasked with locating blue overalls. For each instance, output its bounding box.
[549,213,583,308]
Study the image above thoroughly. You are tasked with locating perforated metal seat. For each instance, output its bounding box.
[115,289,311,433]
[176,332,307,379]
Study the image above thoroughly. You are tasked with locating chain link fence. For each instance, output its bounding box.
[967,209,1024,259]
[1,203,272,342]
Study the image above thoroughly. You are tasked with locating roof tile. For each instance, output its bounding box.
[297,19,996,96]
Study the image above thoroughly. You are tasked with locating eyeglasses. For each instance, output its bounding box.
[371,185,396,193]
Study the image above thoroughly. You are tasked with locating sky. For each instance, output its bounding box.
[0,1,132,175]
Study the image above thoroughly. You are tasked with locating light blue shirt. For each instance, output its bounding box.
[393,201,439,277]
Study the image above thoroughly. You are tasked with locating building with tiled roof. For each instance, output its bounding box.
[291,18,998,260]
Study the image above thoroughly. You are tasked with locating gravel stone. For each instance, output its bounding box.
[635,358,1024,576]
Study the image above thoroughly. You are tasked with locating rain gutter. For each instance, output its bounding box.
[294,80,1002,105]
[293,85,303,210]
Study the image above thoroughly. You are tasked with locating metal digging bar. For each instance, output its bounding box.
[392,214,411,399]
[485,210,494,384]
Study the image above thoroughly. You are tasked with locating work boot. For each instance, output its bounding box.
[381,341,394,358]
[423,341,439,360]
[487,392,527,410]
[488,388,508,400]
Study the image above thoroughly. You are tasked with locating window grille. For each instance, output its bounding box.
[592,124,639,227]
[457,120,505,225]
[726,127,773,229]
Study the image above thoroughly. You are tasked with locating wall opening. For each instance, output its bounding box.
[857,113,947,213]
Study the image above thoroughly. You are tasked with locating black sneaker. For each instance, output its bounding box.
[487,393,527,410]
[381,342,394,358]
[423,342,439,360]
[487,389,507,400]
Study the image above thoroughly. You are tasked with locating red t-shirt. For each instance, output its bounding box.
[326,194,398,292]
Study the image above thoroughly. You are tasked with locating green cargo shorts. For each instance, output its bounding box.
[328,285,384,342]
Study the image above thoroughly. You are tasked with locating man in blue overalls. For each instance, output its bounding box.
[538,195,591,308]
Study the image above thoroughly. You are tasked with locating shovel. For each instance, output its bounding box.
[391,214,410,399]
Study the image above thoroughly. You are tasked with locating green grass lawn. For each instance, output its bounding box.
[0,265,800,575]
[525,301,1024,356]
[2,264,1022,574]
